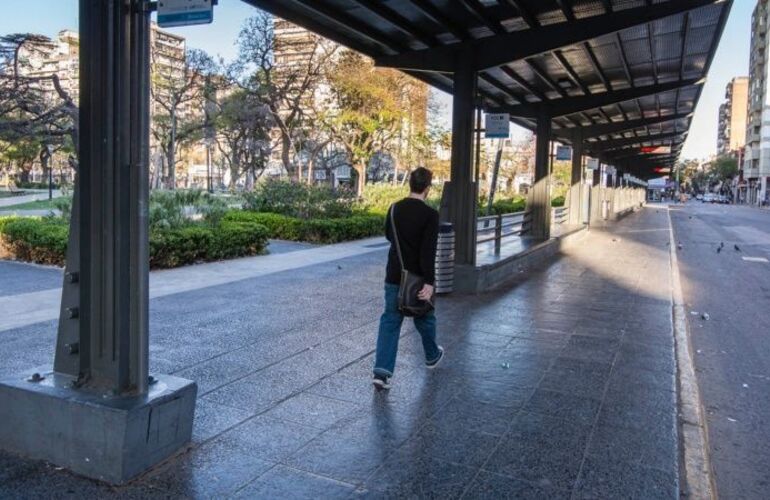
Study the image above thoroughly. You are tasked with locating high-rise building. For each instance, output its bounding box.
[12,25,190,184]
[17,30,80,103]
[744,0,770,205]
[717,77,748,156]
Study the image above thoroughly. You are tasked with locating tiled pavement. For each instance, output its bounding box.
[0,207,680,499]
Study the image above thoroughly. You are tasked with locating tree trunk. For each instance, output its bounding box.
[486,140,504,216]
[245,169,255,191]
[281,133,294,181]
[168,112,177,189]
[19,167,30,184]
[355,162,366,197]
[229,163,238,190]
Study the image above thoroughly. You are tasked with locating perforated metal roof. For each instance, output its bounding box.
[245,0,732,176]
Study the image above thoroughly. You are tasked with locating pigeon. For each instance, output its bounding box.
[717,246,722,254]
[720,242,724,249]
[734,245,741,252]
[677,242,683,250]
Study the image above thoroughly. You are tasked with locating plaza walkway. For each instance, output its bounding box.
[0,207,680,499]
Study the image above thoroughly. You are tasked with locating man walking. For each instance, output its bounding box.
[373,167,444,390]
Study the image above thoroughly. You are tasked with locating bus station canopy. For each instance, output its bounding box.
[245,0,731,176]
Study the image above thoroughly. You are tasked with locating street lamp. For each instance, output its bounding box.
[45,144,54,201]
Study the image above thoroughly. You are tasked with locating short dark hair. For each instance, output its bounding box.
[409,167,433,194]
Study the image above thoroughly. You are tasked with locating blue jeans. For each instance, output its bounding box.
[373,283,440,377]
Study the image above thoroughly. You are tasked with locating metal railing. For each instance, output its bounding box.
[476,210,532,255]
[552,206,569,226]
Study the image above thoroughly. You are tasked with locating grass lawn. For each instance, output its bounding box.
[1,197,64,210]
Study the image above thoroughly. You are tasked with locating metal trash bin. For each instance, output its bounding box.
[435,223,455,294]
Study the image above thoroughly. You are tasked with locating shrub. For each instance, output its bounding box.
[0,214,269,269]
[147,220,271,268]
[551,196,566,208]
[149,189,230,230]
[225,211,384,244]
[488,196,527,215]
[243,179,356,219]
[359,183,442,215]
[52,196,73,221]
[0,217,68,266]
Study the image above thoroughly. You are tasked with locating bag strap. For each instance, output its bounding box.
[389,203,405,270]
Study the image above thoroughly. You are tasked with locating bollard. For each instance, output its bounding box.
[494,214,503,255]
[435,223,455,294]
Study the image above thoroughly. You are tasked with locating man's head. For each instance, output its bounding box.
[409,167,433,196]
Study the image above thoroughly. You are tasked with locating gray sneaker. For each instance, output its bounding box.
[426,346,445,369]
[373,374,391,390]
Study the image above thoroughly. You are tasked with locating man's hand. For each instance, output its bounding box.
[418,284,434,302]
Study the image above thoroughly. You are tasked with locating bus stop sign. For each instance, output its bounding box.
[158,0,213,28]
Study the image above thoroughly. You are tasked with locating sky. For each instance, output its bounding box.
[0,0,755,161]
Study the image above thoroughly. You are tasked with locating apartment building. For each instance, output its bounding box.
[717,77,748,156]
[744,0,770,205]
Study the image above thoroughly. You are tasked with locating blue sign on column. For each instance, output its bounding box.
[158,0,214,28]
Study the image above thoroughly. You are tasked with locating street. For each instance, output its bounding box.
[670,202,770,499]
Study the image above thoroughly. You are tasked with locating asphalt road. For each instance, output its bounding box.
[670,202,770,499]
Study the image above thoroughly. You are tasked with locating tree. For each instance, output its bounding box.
[323,51,407,195]
[212,87,274,190]
[0,34,78,180]
[712,156,739,183]
[151,47,217,189]
[235,14,338,182]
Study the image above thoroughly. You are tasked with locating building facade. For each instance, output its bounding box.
[718,77,748,156]
[744,0,770,205]
[12,25,190,185]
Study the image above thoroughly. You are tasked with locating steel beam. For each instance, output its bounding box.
[569,128,584,226]
[374,0,721,72]
[72,0,151,393]
[586,131,684,153]
[553,113,692,140]
[447,47,478,266]
[530,108,552,240]
[501,79,702,118]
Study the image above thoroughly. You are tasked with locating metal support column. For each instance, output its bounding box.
[69,0,151,394]
[446,46,477,266]
[530,108,552,240]
[0,0,197,485]
[569,129,584,226]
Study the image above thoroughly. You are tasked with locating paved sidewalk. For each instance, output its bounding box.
[0,237,385,332]
[0,190,61,208]
[0,207,680,499]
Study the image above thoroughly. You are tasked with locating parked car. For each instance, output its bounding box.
[702,193,716,203]
[695,194,704,201]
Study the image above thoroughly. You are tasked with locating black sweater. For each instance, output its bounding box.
[385,198,440,286]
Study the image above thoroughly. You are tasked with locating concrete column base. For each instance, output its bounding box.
[0,371,197,484]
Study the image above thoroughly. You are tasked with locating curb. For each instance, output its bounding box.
[667,207,716,500]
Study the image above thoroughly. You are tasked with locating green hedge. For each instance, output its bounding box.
[489,197,527,215]
[149,219,268,268]
[225,211,384,244]
[0,217,68,266]
[0,216,269,269]
[551,196,566,208]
